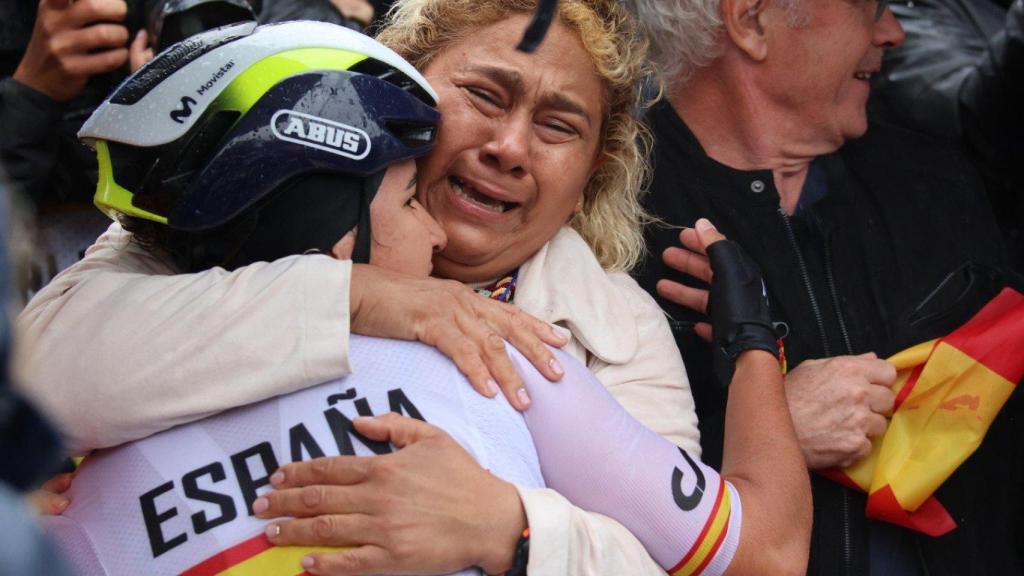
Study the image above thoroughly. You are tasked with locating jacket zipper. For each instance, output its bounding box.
[822,237,856,576]
[777,209,831,357]
[822,240,853,355]
[777,208,853,575]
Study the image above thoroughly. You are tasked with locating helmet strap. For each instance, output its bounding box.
[351,170,385,264]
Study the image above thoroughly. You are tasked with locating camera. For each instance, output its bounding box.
[145,0,260,53]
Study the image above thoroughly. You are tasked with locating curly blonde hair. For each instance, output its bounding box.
[377,0,653,272]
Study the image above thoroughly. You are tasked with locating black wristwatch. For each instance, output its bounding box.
[507,528,530,576]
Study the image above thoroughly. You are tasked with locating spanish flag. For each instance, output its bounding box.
[180,534,332,576]
[822,287,1024,536]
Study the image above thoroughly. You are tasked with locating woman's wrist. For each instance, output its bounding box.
[734,349,781,375]
[731,349,784,390]
[477,480,528,575]
[735,348,778,365]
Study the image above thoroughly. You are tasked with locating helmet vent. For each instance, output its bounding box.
[349,59,436,107]
[131,109,241,217]
[107,141,159,193]
[385,120,437,149]
[111,21,255,106]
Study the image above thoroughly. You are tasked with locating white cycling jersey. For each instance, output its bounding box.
[44,336,542,576]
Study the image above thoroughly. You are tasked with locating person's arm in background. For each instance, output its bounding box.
[1,0,129,203]
[0,78,66,205]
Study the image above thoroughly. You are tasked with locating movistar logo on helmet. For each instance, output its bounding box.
[271,110,370,160]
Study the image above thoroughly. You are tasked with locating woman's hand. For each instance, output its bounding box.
[349,264,567,410]
[254,414,527,575]
[28,471,74,515]
[699,219,778,360]
[692,218,778,383]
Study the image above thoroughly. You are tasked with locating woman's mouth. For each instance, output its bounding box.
[449,176,519,214]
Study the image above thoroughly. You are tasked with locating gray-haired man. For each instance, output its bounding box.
[630,0,1023,574]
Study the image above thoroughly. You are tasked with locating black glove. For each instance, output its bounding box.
[706,240,778,386]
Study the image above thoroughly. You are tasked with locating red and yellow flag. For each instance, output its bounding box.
[180,534,334,576]
[822,287,1024,536]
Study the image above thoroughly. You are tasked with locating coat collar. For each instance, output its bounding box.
[515,227,638,365]
[648,100,781,209]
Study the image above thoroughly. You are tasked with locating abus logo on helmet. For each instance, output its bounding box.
[271,110,370,161]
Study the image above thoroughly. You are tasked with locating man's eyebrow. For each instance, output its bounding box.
[466,64,593,128]
[406,172,417,190]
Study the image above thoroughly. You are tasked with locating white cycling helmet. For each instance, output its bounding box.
[80,21,439,269]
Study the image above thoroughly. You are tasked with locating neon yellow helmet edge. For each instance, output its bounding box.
[93,48,369,224]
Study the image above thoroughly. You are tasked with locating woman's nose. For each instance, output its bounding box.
[428,215,448,253]
[480,115,530,176]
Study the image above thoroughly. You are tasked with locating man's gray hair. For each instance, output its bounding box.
[625,0,725,85]
[626,0,808,86]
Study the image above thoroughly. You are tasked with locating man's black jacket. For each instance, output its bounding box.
[635,100,1023,576]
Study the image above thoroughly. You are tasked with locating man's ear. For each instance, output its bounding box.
[721,0,770,62]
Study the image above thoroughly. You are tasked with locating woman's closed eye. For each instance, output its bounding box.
[467,86,505,109]
[536,116,582,143]
[542,119,577,136]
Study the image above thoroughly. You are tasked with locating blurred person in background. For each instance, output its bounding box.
[0,169,74,576]
[873,0,1024,270]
